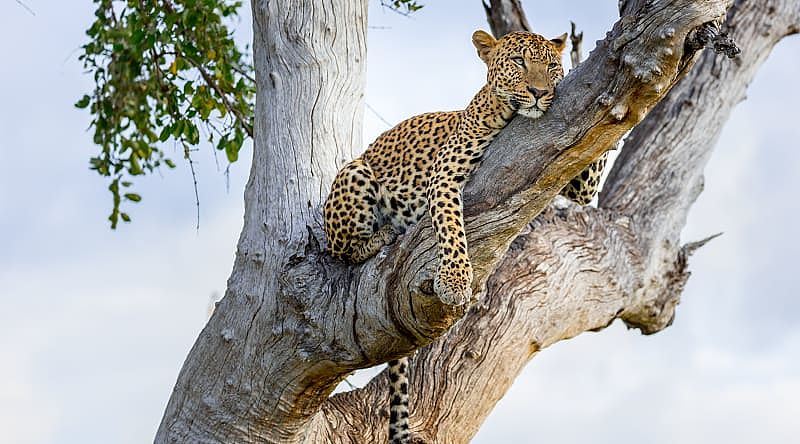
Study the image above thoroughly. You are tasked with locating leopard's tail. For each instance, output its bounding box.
[387,357,410,443]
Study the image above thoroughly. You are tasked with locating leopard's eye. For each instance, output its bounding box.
[511,57,526,67]
[548,62,560,70]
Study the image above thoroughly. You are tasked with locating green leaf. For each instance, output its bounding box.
[185,123,200,145]
[75,95,91,109]
[124,193,142,202]
[159,125,172,142]
[225,144,238,162]
[173,120,185,138]
[129,154,143,175]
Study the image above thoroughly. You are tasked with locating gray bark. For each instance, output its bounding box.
[482,0,532,36]
[156,0,368,441]
[156,0,800,443]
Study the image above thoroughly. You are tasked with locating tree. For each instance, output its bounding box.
[81,0,795,442]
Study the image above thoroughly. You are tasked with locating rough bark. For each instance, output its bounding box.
[156,0,799,443]
[312,1,798,443]
[156,0,368,442]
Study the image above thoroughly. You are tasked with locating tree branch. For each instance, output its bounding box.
[156,0,800,442]
[482,0,532,36]
[270,0,732,436]
[570,21,584,68]
[308,1,799,441]
[15,0,35,16]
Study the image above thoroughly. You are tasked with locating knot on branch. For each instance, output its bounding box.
[621,232,721,335]
[686,21,741,58]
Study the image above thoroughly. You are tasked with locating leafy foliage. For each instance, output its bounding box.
[78,0,425,228]
[77,0,254,228]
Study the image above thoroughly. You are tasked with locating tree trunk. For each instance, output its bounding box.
[156,0,799,443]
[155,0,368,441]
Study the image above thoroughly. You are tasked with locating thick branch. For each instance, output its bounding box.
[156,0,800,442]
[274,0,731,438]
[319,202,645,443]
[602,0,800,327]
[308,1,799,441]
[282,0,730,433]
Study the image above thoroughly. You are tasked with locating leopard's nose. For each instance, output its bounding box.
[528,87,548,99]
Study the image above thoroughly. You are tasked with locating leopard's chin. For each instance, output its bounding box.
[518,106,545,119]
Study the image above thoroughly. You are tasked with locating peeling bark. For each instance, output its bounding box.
[156,0,800,443]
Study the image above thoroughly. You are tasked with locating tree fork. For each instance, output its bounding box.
[156,0,800,442]
[315,1,797,442]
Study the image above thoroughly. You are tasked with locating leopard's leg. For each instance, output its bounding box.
[387,357,410,444]
[324,159,396,263]
[382,186,429,234]
[349,224,397,263]
[560,152,610,206]
[426,134,487,306]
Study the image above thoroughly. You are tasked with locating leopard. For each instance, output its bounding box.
[323,29,608,444]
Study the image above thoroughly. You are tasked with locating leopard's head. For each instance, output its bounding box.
[473,30,567,118]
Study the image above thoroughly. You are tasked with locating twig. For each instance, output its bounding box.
[62,46,82,65]
[569,21,584,69]
[192,61,254,138]
[342,378,358,391]
[160,0,254,137]
[183,143,201,231]
[683,232,723,256]
[365,102,393,128]
[230,64,255,83]
[16,0,35,16]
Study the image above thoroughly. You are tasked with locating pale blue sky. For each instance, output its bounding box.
[1,1,798,443]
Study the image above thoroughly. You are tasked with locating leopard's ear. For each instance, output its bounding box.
[472,30,497,64]
[550,33,568,53]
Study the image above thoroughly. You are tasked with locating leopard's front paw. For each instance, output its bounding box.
[433,260,473,306]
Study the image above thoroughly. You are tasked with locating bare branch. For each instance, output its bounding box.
[482,0,531,37]
[684,232,723,256]
[182,143,201,231]
[284,0,730,435]
[15,0,35,16]
[309,1,798,441]
[570,21,584,69]
[365,102,394,128]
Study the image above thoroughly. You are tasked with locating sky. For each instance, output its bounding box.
[0,1,798,443]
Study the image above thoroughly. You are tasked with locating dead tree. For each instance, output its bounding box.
[155,0,799,442]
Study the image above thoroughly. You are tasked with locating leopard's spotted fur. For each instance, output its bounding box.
[323,30,608,444]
